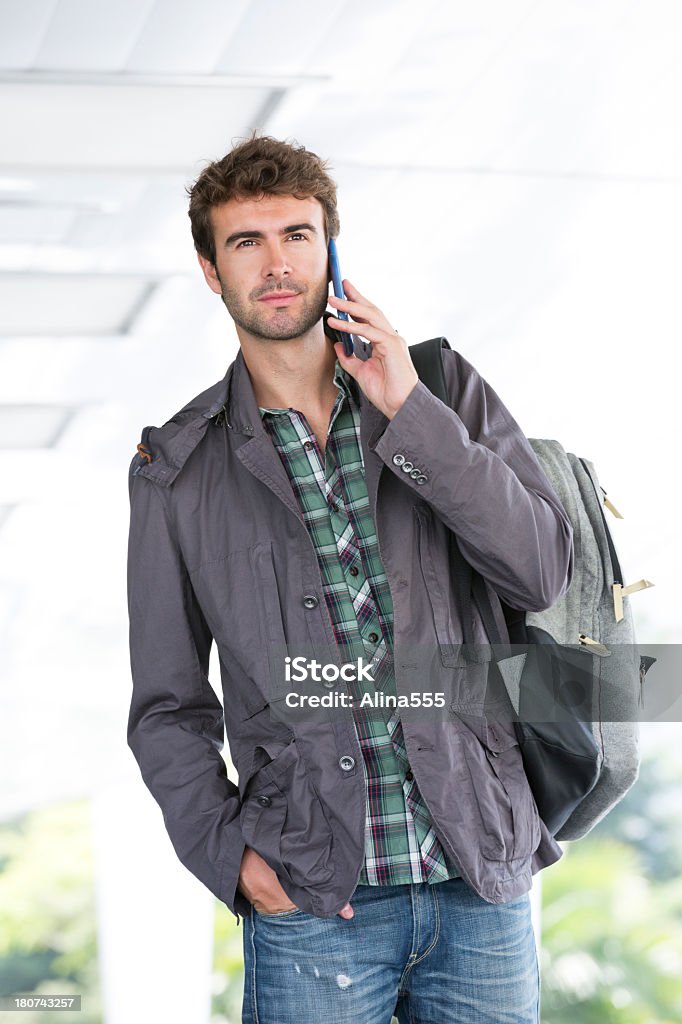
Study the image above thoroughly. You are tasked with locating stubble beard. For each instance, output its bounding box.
[216,270,330,342]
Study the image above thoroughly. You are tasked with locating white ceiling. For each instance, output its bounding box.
[0,0,679,818]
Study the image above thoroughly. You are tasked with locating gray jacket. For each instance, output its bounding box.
[126,345,575,923]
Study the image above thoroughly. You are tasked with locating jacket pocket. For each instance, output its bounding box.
[250,541,288,649]
[414,506,463,666]
[457,714,541,863]
[187,542,289,714]
[239,739,336,890]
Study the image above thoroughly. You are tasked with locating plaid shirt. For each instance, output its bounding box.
[259,360,459,886]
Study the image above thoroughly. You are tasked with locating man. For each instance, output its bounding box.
[127,134,574,1023]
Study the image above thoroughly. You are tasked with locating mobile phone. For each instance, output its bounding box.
[327,238,356,357]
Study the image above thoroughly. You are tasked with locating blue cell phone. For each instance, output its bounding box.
[327,238,356,357]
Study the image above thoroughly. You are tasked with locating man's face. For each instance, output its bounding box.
[198,193,330,342]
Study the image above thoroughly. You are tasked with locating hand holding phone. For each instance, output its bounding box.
[327,238,356,357]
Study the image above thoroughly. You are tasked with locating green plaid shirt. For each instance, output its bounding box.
[259,359,459,886]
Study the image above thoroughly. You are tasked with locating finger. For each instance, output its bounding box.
[328,290,394,333]
[327,294,377,326]
[333,342,360,377]
[326,315,396,348]
[342,279,369,304]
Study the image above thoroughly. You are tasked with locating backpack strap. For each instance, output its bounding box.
[408,337,452,402]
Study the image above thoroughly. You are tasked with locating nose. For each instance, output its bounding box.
[261,239,292,281]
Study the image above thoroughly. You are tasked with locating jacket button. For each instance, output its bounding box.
[256,795,272,807]
[401,461,414,473]
[415,475,428,485]
[392,454,405,466]
[410,469,421,479]
[303,595,319,609]
[323,678,336,689]
[339,756,355,771]
[368,631,379,643]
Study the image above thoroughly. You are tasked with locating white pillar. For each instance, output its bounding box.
[90,781,215,1024]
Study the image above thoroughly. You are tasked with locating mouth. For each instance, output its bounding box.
[258,292,301,306]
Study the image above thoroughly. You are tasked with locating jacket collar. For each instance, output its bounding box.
[132,315,387,487]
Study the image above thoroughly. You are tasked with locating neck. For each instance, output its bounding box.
[237,320,339,411]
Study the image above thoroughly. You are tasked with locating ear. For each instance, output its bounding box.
[196,252,223,296]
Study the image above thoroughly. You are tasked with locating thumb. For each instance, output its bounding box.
[333,341,359,378]
[337,902,354,919]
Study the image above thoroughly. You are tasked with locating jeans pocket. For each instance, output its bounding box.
[253,906,304,919]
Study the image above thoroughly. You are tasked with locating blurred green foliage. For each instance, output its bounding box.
[211,901,247,1023]
[540,740,682,1022]
[0,801,100,1024]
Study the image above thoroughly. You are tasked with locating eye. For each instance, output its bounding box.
[288,233,307,241]
[236,239,256,248]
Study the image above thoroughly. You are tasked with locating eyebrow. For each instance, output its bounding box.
[223,222,318,248]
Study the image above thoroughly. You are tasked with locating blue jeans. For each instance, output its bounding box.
[242,877,540,1023]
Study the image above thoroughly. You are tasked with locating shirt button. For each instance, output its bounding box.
[256,795,272,807]
[405,770,414,782]
[330,501,339,512]
[392,453,405,466]
[303,440,314,451]
[339,756,355,771]
[349,566,359,577]
[303,595,319,609]
[368,631,379,643]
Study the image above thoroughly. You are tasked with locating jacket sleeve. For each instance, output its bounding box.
[126,457,250,920]
[371,348,574,612]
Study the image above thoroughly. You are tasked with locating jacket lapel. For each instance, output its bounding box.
[230,346,390,523]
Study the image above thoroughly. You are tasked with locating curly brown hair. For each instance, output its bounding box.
[187,133,340,265]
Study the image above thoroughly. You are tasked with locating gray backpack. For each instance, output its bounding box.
[408,336,655,841]
[496,440,655,840]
